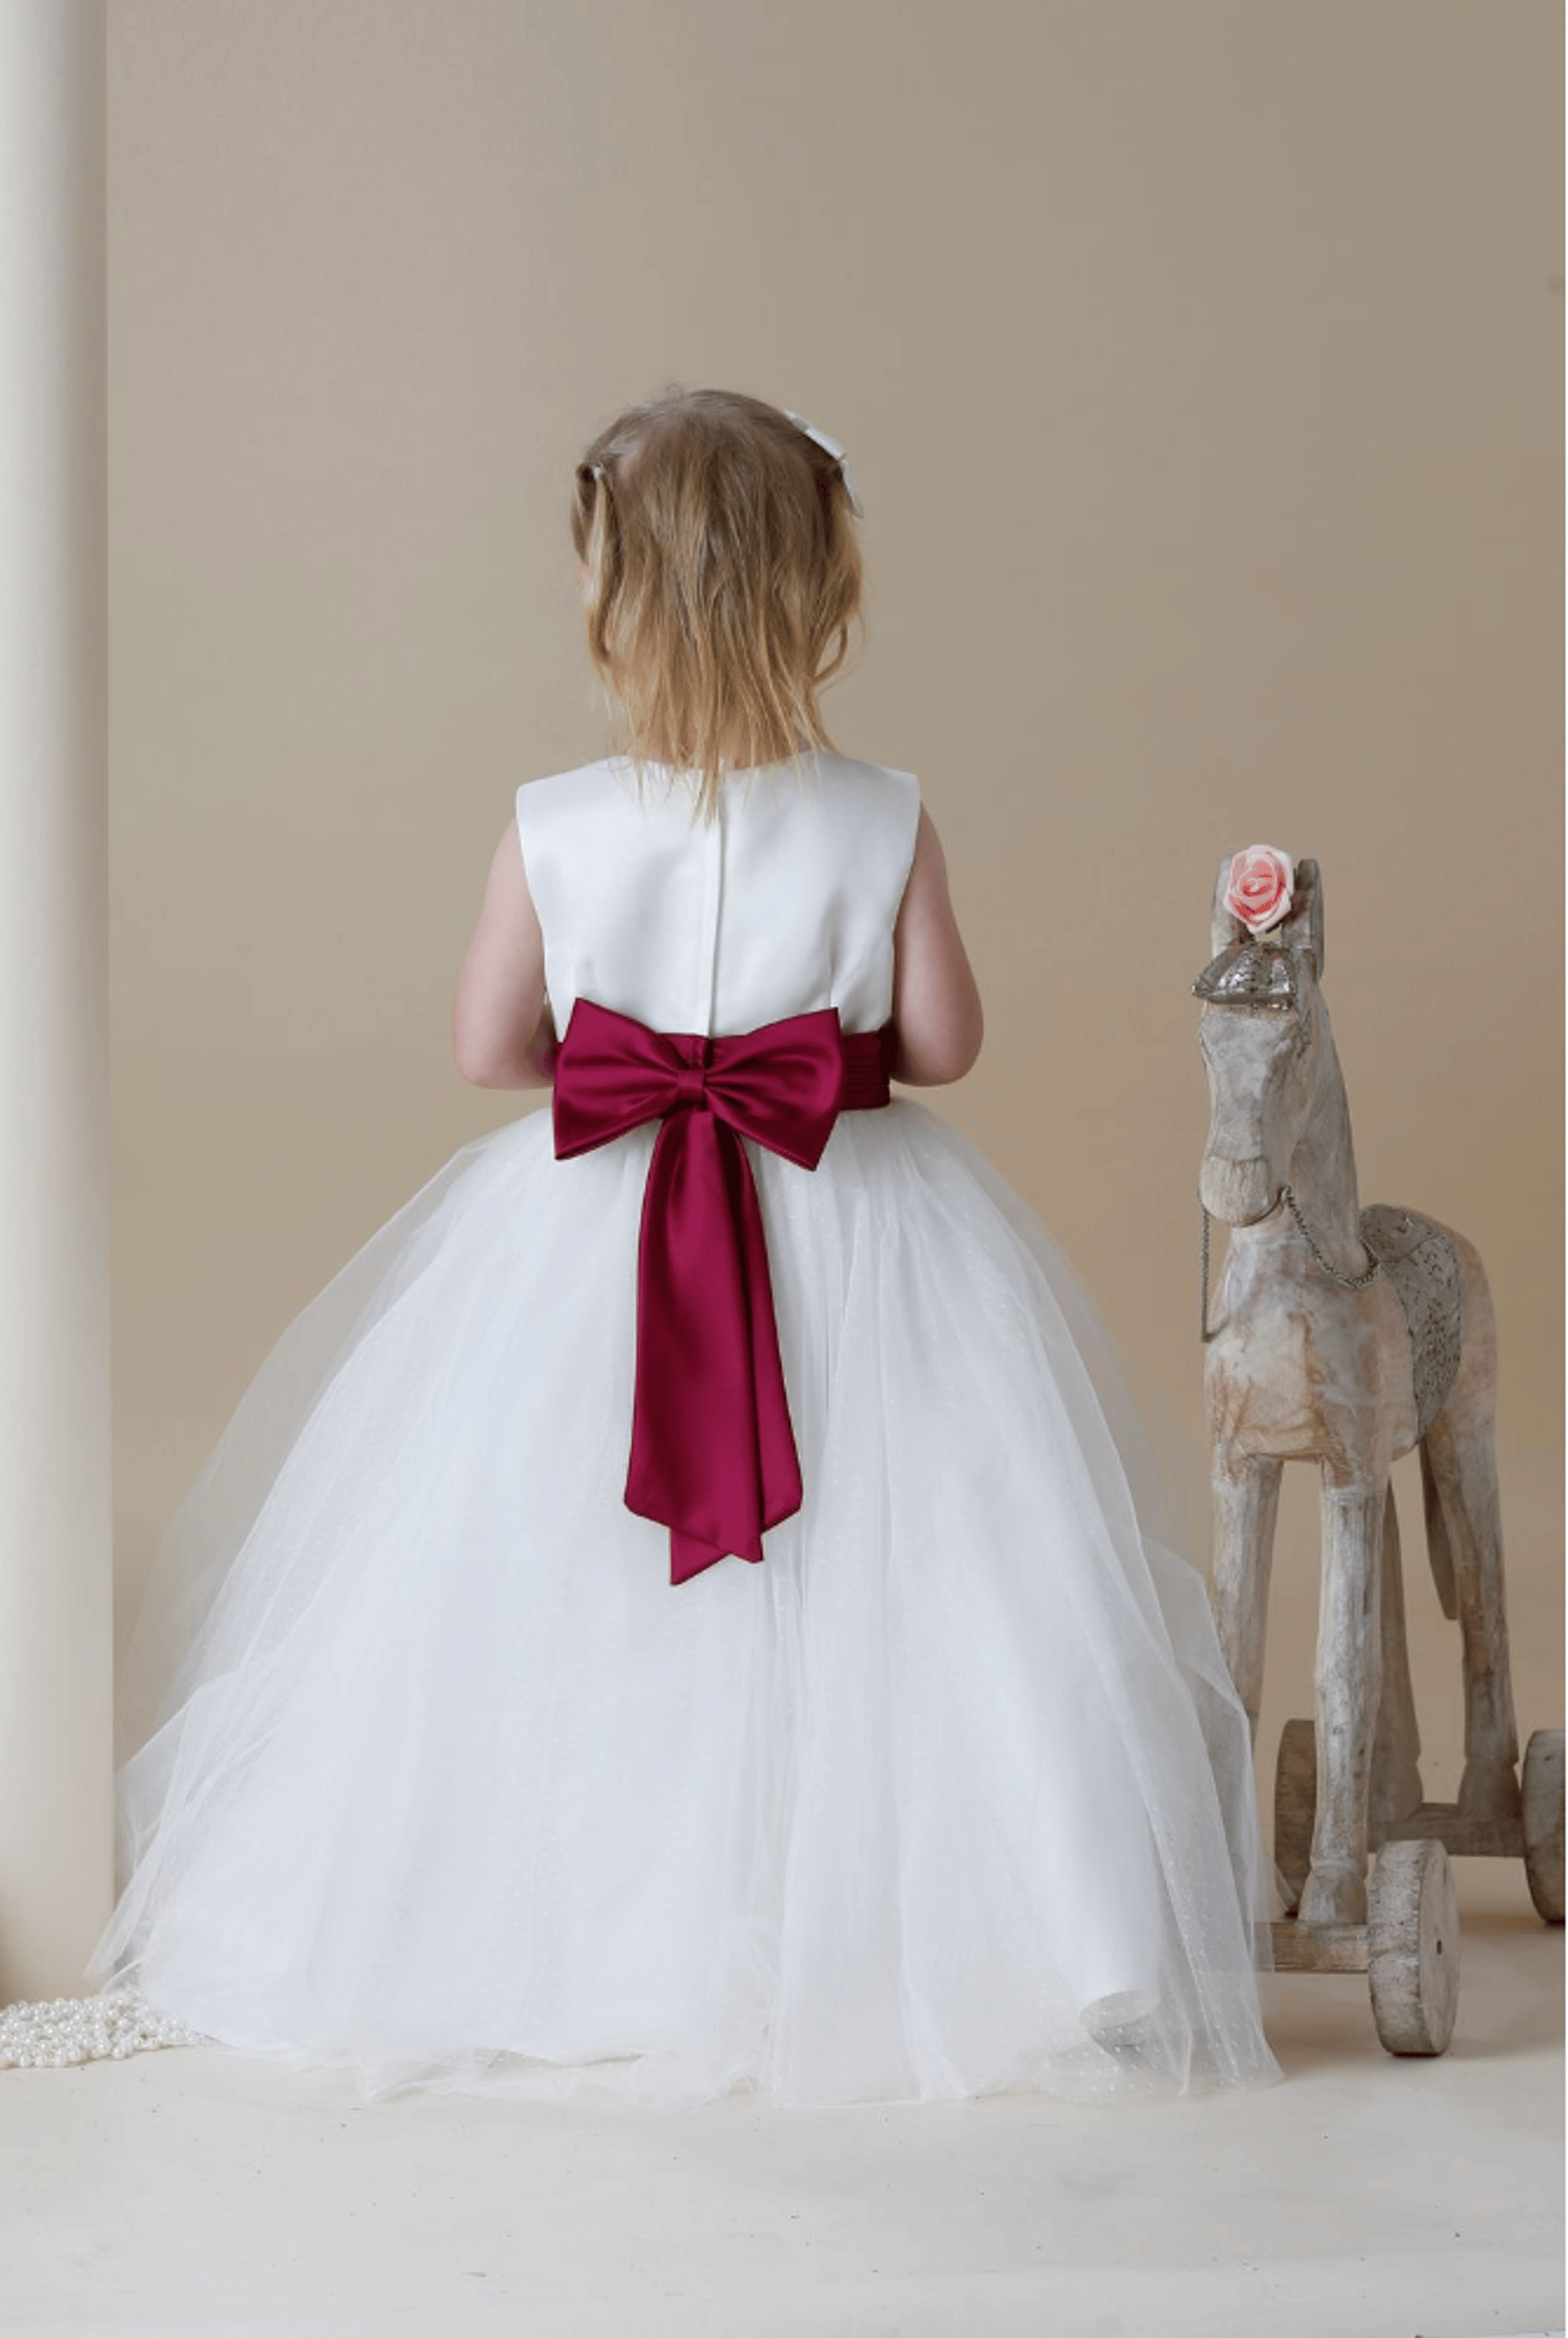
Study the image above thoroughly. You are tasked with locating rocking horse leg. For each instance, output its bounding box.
[1370,1482,1424,1830]
[1424,1401,1521,1820]
[1209,1452,1283,1746]
[1299,1477,1384,1928]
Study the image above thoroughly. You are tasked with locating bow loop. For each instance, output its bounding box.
[701,1020,846,1169]
[552,1008,698,1158]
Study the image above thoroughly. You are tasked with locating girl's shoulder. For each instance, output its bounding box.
[514,756,615,816]
[814,752,920,805]
[755,752,922,845]
[806,755,922,867]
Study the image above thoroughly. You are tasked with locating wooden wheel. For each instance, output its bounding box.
[1367,1836,1460,2056]
[1273,1716,1316,1917]
[1521,1728,1565,1925]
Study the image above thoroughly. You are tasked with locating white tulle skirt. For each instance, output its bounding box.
[83,1096,1282,2109]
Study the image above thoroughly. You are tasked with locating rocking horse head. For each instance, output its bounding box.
[1192,847,1333,1226]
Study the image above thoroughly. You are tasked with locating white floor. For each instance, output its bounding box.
[2,1860,1561,2338]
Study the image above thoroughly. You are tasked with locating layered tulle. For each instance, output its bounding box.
[86,1096,1281,2109]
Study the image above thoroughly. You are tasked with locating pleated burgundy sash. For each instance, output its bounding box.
[551,996,894,1584]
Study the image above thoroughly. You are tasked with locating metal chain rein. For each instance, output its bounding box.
[1200,1187,1381,1344]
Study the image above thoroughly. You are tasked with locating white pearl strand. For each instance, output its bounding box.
[0,1987,211,2068]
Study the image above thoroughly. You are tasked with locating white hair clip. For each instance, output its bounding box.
[782,408,864,518]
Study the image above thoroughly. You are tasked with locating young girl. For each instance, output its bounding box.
[6,386,1280,2109]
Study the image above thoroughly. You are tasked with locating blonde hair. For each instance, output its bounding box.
[571,385,865,825]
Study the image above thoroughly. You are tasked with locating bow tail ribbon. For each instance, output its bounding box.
[627,1106,802,1584]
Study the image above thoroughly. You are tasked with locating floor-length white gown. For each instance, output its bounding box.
[55,751,1281,2108]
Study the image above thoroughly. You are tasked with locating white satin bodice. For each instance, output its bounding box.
[514,752,921,1040]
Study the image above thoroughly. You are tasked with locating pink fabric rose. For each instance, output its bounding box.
[1224,844,1294,935]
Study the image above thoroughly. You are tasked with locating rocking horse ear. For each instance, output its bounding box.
[1209,854,1249,956]
[1283,857,1325,978]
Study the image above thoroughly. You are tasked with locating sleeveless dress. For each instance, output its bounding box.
[58,751,1281,2110]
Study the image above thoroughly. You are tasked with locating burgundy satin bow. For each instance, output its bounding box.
[552,996,890,1584]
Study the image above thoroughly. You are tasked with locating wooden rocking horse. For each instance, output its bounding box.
[1192,847,1563,2057]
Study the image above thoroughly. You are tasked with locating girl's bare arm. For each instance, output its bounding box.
[452,823,556,1089]
[889,805,984,1086]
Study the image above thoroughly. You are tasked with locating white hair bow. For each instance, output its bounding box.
[782,408,864,518]
[587,413,864,519]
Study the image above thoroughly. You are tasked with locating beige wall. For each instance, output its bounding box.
[109,2,1562,1798]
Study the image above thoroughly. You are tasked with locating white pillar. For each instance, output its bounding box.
[0,0,110,1998]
